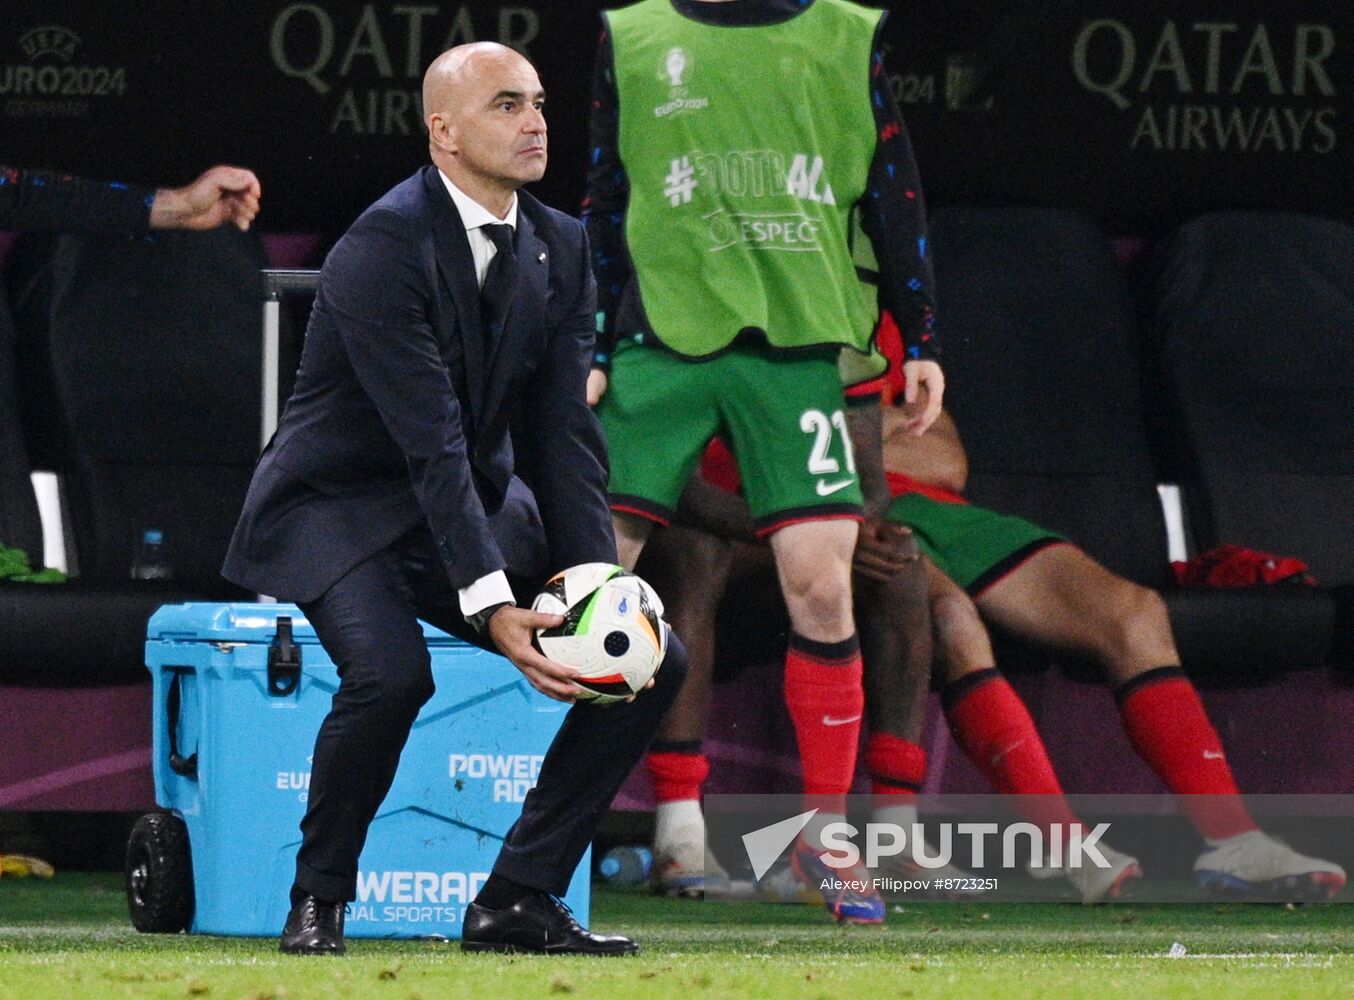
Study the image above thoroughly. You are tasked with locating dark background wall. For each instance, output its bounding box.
[3,1,1349,236]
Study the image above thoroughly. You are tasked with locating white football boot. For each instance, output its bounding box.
[1194,830,1346,900]
[650,800,731,898]
[1064,842,1142,904]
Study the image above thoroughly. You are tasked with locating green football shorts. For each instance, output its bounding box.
[598,341,864,536]
[885,491,1066,595]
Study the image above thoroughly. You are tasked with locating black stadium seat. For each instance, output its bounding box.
[929,205,1167,588]
[9,227,266,589]
[1,227,266,680]
[0,287,43,565]
[1148,212,1354,588]
[928,205,1332,678]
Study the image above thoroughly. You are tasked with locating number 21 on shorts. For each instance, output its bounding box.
[800,408,856,497]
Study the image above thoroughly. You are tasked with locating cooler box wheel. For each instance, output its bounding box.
[126,812,195,933]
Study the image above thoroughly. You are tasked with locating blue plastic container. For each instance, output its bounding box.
[143,602,587,938]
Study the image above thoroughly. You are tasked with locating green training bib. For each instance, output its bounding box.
[609,0,881,357]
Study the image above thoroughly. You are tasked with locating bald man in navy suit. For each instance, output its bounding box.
[224,42,686,957]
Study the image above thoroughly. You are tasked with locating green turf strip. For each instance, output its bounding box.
[1,874,1350,999]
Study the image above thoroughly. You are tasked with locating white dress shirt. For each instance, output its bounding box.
[438,170,519,620]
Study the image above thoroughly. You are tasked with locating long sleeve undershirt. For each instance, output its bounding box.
[0,165,153,234]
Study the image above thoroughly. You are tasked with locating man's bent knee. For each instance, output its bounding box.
[859,559,929,630]
[770,519,856,639]
[928,586,994,681]
[1102,584,1178,677]
[335,644,435,716]
[929,587,980,640]
[374,672,435,715]
[780,564,854,637]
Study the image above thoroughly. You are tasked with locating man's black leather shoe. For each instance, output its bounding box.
[279,894,346,955]
[461,893,638,955]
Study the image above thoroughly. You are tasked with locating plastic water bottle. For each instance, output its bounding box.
[598,846,652,885]
[131,529,173,580]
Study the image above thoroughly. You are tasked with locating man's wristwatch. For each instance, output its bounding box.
[466,601,514,638]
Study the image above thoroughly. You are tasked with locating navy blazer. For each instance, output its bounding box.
[223,167,616,602]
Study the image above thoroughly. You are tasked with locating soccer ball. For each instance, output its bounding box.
[532,563,668,704]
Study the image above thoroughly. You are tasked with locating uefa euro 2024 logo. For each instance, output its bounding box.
[664,46,687,87]
[653,46,709,119]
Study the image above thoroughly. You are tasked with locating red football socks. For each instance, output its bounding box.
[864,731,927,799]
[645,747,710,804]
[784,632,864,803]
[944,668,1083,833]
[1117,667,1258,840]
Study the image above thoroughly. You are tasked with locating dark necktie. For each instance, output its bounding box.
[479,223,518,344]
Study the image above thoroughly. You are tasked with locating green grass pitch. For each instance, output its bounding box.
[1,874,1351,999]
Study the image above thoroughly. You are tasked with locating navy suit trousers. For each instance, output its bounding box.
[292,523,687,903]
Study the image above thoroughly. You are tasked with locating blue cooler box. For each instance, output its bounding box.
[140,602,588,938]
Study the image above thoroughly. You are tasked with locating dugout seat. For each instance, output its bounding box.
[1146,212,1354,588]
[930,206,1168,586]
[8,227,266,590]
[928,205,1332,679]
[0,283,43,565]
[1,227,266,681]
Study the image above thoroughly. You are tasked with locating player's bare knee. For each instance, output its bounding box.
[1103,584,1175,665]
[893,560,930,627]
[929,588,979,645]
[782,566,854,638]
[859,562,929,633]
[928,588,992,680]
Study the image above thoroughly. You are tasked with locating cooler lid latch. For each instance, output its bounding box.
[267,616,302,697]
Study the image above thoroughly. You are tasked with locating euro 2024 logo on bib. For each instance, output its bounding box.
[654,45,709,119]
[663,46,688,87]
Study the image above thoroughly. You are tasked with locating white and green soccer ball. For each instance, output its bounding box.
[531,562,668,704]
